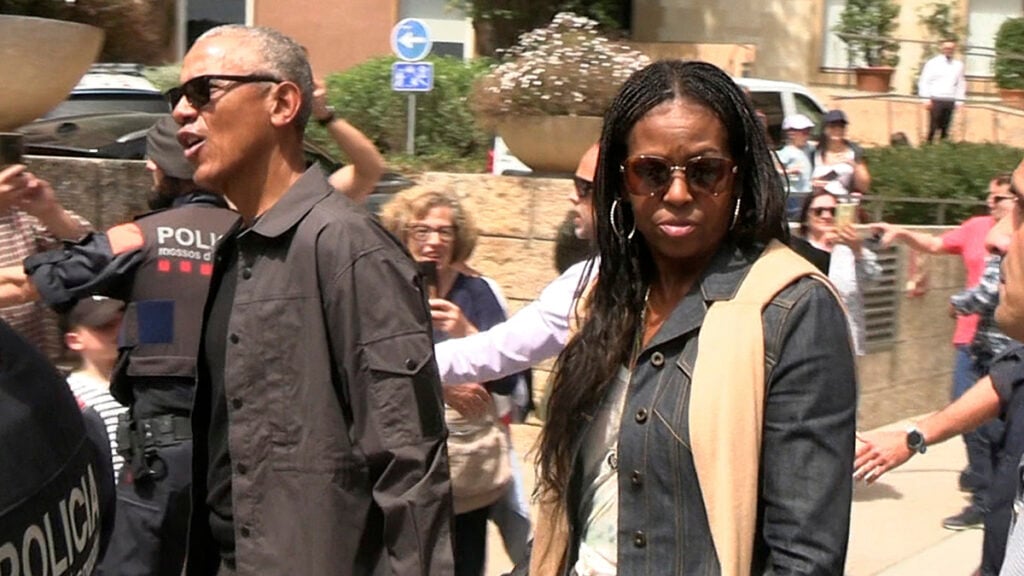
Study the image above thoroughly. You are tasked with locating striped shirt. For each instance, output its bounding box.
[66,371,127,475]
[950,254,1016,372]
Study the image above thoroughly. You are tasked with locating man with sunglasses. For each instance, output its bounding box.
[169,25,452,575]
[872,173,1016,530]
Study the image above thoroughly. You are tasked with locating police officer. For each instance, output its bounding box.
[24,115,239,576]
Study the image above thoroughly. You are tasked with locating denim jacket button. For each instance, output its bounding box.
[607,451,618,470]
[633,530,646,548]
[229,333,240,344]
[635,408,648,424]
[650,351,664,367]
[240,526,251,538]
[405,358,417,370]
[242,267,252,280]
[631,470,643,487]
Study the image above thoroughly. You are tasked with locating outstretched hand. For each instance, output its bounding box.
[853,431,914,483]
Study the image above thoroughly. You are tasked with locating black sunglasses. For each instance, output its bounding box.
[573,175,594,199]
[620,155,737,198]
[811,206,836,218]
[165,74,282,108]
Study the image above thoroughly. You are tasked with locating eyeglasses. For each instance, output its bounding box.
[811,206,836,218]
[620,155,737,198]
[408,225,456,242]
[165,74,282,108]
[573,176,594,200]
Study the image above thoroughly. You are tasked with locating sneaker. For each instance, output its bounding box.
[942,507,985,531]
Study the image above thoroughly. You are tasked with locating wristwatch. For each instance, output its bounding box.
[906,425,927,454]
[316,106,336,127]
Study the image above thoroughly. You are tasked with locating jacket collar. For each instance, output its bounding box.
[173,191,229,209]
[642,242,764,352]
[249,166,334,239]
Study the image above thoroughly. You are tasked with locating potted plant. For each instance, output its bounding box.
[469,12,649,173]
[995,17,1024,109]
[833,0,901,93]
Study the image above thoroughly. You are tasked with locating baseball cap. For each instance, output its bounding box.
[823,109,849,125]
[782,114,815,131]
[62,296,124,331]
[146,115,194,180]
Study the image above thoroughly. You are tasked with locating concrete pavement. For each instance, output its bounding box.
[484,417,987,575]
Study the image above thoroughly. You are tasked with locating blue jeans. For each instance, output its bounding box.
[953,346,1003,510]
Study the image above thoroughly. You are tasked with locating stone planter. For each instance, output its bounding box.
[496,115,604,174]
[854,67,894,93]
[999,88,1024,110]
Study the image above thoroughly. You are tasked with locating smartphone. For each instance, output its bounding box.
[416,260,438,299]
[0,134,23,168]
[835,203,858,227]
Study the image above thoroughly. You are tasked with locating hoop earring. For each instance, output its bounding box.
[610,198,636,241]
[730,196,742,230]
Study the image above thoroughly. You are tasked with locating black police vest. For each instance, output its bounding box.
[113,198,238,420]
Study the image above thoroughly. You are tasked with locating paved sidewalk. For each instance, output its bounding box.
[485,418,985,575]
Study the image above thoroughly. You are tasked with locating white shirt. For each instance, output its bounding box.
[434,258,595,385]
[67,370,128,475]
[918,54,966,102]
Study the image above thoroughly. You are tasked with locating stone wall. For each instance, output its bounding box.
[28,155,966,428]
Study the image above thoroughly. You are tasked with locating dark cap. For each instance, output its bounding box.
[62,297,124,331]
[146,115,194,180]
[823,109,849,125]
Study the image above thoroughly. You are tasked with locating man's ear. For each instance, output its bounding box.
[65,331,84,352]
[269,81,303,128]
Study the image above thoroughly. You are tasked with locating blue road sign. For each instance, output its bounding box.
[391,62,434,92]
[390,18,432,61]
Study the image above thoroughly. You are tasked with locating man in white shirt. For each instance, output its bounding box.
[918,39,967,143]
[434,143,598,388]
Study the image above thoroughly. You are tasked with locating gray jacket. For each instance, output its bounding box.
[187,168,454,575]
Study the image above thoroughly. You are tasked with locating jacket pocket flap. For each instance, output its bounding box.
[126,355,196,378]
[364,332,433,376]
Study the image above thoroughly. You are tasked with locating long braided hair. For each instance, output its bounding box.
[537,60,788,503]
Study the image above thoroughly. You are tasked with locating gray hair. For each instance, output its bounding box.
[197,25,314,130]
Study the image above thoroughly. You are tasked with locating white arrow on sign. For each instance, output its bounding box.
[399,30,428,50]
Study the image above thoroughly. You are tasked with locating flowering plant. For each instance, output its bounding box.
[470,12,650,128]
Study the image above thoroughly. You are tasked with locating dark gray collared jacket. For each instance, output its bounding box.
[186,168,454,575]
[565,243,858,575]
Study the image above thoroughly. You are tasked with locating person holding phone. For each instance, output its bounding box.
[0,162,90,361]
[811,109,871,196]
[380,187,529,576]
[797,190,881,355]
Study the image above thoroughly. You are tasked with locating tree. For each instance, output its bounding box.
[450,0,631,57]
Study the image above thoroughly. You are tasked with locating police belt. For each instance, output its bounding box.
[138,414,192,448]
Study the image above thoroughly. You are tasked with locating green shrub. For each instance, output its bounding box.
[863,142,1022,224]
[143,64,182,92]
[307,56,493,172]
[995,17,1024,89]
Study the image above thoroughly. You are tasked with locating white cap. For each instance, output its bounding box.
[782,114,815,131]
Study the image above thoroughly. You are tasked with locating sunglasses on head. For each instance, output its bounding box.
[811,206,836,218]
[573,176,594,199]
[164,74,282,109]
[620,155,737,198]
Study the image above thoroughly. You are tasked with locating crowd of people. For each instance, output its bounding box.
[1,24,1022,576]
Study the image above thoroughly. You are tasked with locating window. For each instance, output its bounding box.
[965,0,1020,77]
[822,0,851,69]
[794,94,825,133]
[749,91,784,147]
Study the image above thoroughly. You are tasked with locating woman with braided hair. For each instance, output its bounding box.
[525,60,857,576]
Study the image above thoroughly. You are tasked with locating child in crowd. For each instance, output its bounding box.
[62,296,127,475]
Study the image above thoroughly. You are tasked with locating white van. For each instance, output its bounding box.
[490,77,828,175]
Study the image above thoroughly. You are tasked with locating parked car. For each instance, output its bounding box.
[488,77,828,175]
[37,63,168,121]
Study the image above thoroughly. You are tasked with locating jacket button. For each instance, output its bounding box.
[650,351,664,367]
[631,470,643,487]
[635,408,648,424]
[404,358,417,370]
[236,463,247,474]
[606,451,618,470]
[229,333,239,344]
[242,267,252,280]
[231,397,243,410]
[239,526,251,538]
[633,530,646,548]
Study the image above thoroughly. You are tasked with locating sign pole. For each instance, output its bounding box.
[406,93,416,156]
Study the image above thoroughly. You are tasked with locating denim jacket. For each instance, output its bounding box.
[564,242,858,575]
